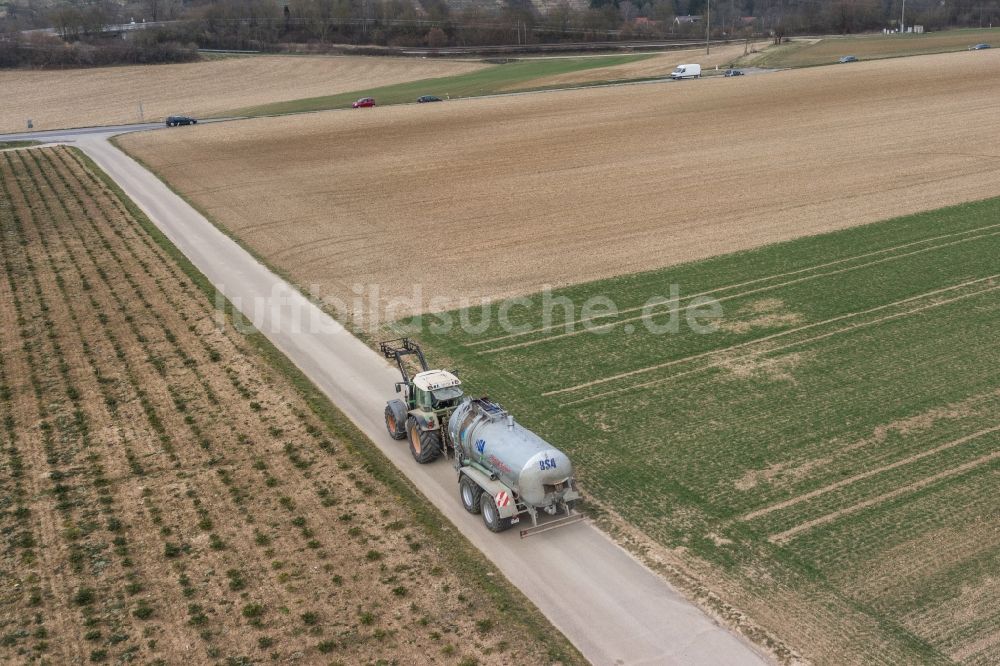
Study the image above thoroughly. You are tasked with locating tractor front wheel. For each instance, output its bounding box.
[406,417,441,464]
[384,405,406,440]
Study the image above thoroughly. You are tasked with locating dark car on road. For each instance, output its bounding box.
[724,69,744,77]
[970,43,991,50]
[352,97,376,108]
[165,116,197,127]
[838,55,858,63]
[417,95,442,103]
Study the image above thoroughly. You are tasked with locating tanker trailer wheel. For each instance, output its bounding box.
[384,405,406,440]
[406,417,441,464]
[480,494,512,533]
[460,476,482,514]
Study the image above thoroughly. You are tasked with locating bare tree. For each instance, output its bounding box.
[426,26,446,47]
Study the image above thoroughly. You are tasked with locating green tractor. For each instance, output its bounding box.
[380,338,464,463]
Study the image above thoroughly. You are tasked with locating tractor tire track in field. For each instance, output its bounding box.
[550,275,1000,405]
[741,423,1000,522]
[952,626,1000,663]
[477,228,1000,355]
[768,450,1000,544]
[466,219,1000,348]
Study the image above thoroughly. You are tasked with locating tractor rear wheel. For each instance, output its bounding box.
[384,405,406,440]
[480,494,512,533]
[460,476,482,514]
[406,417,441,464]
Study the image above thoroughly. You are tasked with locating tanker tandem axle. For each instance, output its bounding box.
[380,338,583,537]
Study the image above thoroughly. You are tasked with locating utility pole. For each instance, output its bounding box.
[706,0,711,55]
[900,0,906,34]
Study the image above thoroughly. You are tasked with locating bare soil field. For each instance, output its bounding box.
[518,41,770,88]
[120,49,1000,324]
[0,146,575,664]
[0,55,485,133]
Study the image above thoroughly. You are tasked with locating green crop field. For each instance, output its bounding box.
[747,27,1000,68]
[227,54,653,117]
[405,199,1000,663]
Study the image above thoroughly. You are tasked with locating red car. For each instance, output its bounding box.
[352,97,375,108]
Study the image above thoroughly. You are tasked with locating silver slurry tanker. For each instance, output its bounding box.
[448,397,583,537]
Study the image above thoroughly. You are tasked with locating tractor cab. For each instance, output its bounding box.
[380,338,462,463]
[412,370,463,410]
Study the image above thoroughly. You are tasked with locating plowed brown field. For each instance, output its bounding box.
[0,55,485,133]
[119,49,1000,322]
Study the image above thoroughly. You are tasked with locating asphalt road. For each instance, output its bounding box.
[16,126,771,666]
[1,123,163,142]
[1,119,236,143]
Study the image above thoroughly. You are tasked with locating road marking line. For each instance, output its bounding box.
[742,424,1000,522]
[466,222,1000,348]
[768,450,1000,545]
[546,274,1000,398]
[556,282,1000,407]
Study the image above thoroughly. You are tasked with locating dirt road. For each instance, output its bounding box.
[62,131,769,665]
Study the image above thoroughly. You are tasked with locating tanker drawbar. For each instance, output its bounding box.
[380,338,582,537]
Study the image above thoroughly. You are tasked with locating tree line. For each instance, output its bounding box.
[1,0,997,66]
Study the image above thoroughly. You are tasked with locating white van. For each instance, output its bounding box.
[670,64,702,80]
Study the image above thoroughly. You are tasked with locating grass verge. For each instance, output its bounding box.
[226,54,653,116]
[0,140,41,150]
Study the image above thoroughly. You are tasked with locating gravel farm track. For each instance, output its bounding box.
[0,55,486,133]
[119,48,1000,319]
